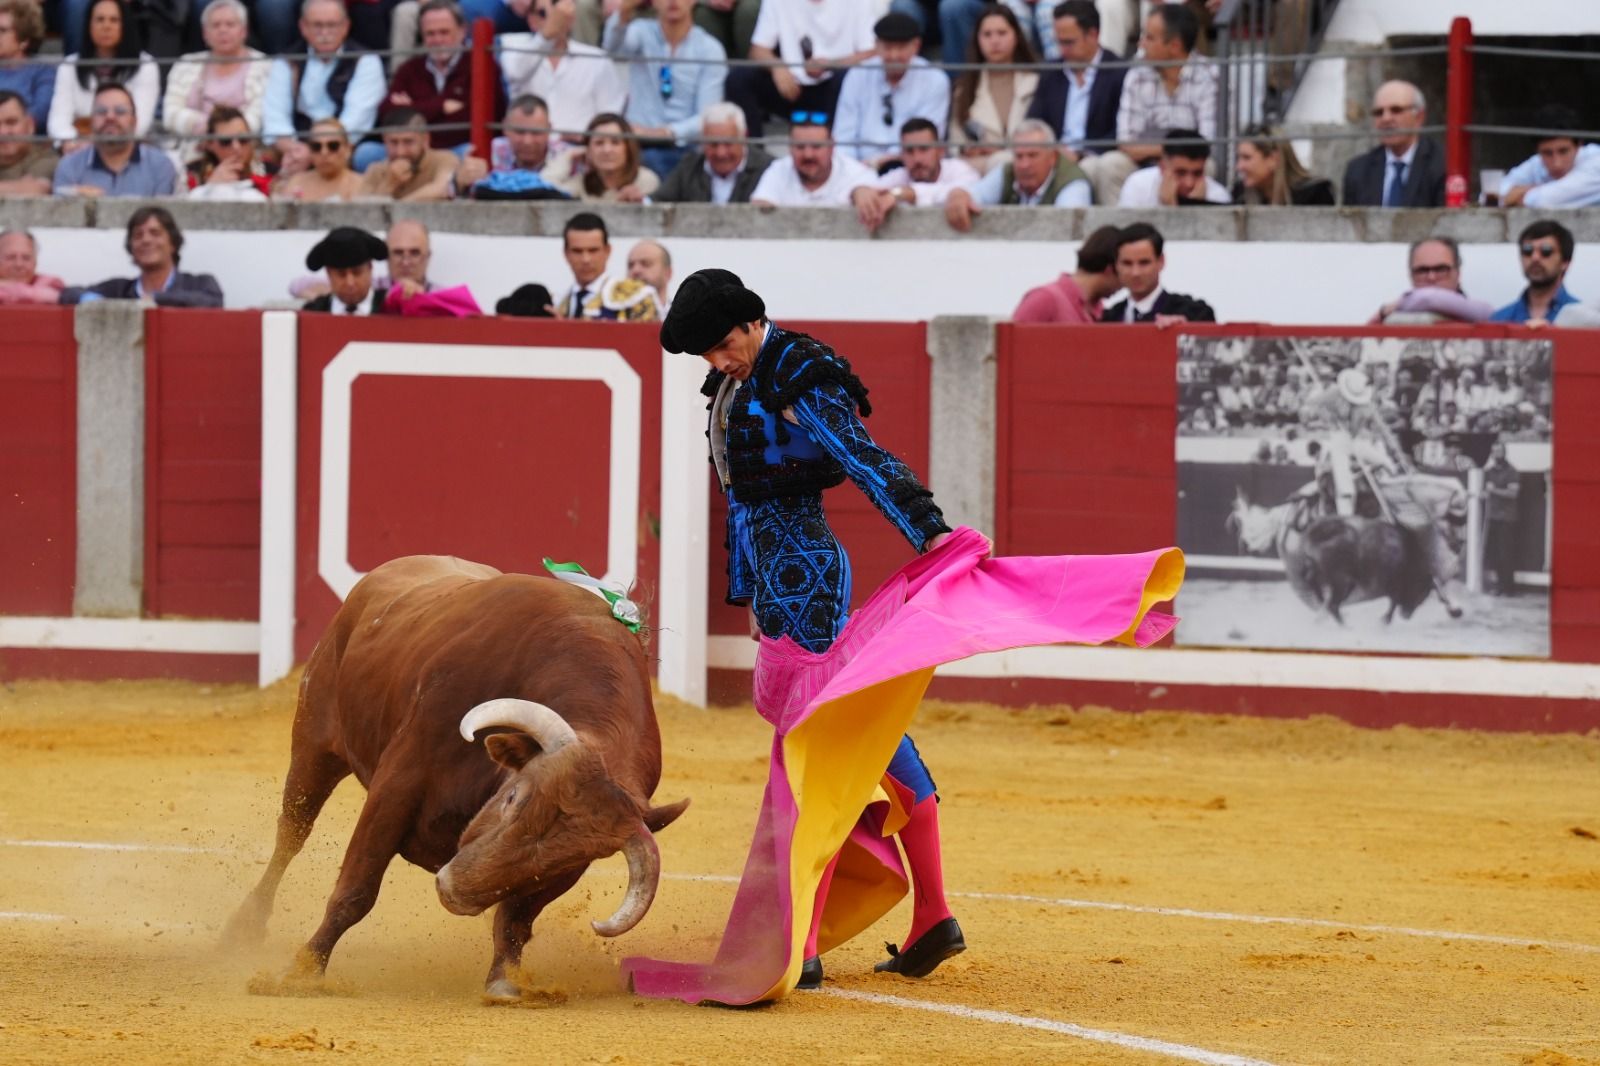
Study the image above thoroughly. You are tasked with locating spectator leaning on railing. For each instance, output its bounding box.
[262,0,386,172]
[653,100,772,204]
[943,117,1089,231]
[1117,127,1227,206]
[0,87,55,194]
[603,0,726,179]
[726,0,875,138]
[0,0,52,127]
[61,207,225,308]
[186,105,273,200]
[1232,124,1332,206]
[52,82,178,196]
[0,228,64,305]
[1027,0,1128,204]
[949,4,1038,178]
[1342,80,1444,208]
[49,0,159,146]
[163,0,269,159]
[1370,238,1492,326]
[1497,104,1600,209]
[748,108,874,207]
[453,92,573,198]
[1491,220,1583,326]
[383,0,505,153]
[499,0,625,149]
[831,12,948,171]
[851,116,979,234]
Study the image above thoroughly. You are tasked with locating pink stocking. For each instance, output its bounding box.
[897,795,954,946]
[804,850,842,958]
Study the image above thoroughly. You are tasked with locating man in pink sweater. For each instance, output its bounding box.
[1012,224,1124,323]
[0,229,64,304]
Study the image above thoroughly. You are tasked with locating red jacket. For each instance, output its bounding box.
[382,53,507,149]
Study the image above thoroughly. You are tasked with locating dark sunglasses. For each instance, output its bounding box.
[307,138,345,153]
[1520,242,1559,258]
[658,63,673,99]
[212,135,249,147]
[1409,263,1454,278]
[790,110,828,127]
[881,91,894,129]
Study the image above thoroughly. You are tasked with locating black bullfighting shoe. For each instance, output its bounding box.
[797,955,824,989]
[873,917,966,978]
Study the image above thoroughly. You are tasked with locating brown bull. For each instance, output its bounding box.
[224,555,688,1000]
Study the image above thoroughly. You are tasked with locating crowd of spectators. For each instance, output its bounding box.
[4,0,1596,215]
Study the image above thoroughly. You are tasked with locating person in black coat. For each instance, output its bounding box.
[1101,222,1217,324]
[300,226,390,315]
[1233,125,1336,206]
[1025,0,1127,156]
[1341,80,1446,207]
[653,104,774,204]
[59,206,224,308]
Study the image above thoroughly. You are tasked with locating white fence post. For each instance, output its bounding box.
[1465,465,1484,595]
[258,311,299,687]
[655,349,710,707]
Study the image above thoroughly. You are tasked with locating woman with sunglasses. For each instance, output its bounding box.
[186,106,271,201]
[163,0,269,162]
[548,111,658,202]
[1232,124,1335,206]
[272,118,363,202]
[47,0,158,148]
[949,3,1038,176]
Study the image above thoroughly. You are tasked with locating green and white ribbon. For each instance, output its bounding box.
[542,558,643,632]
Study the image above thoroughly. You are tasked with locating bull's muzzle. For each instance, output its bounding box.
[435,862,485,917]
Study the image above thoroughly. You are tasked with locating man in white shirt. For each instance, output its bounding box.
[1117,128,1229,207]
[1498,104,1600,209]
[749,114,875,206]
[831,12,949,169]
[499,0,625,147]
[726,0,876,137]
[851,117,979,233]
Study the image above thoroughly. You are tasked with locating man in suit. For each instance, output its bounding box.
[302,226,390,315]
[654,102,774,204]
[60,207,223,308]
[1026,0,1128,205]
[1102,222,1216,325]
[1342,80,1445,208]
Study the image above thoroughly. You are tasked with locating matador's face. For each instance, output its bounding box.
[699,320,764,381]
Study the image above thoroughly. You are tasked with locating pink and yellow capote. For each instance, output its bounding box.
[623,527,1185,1005]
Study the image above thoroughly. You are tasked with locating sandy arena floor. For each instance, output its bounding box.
[1,678,1596,1066]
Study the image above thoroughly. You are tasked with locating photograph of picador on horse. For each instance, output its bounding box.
[1173,334,1552,658]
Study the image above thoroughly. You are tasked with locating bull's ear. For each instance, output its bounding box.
[643,797,690,832]
[484,732,542,771]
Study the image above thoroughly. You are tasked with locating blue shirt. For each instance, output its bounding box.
[831,56,950,162]
[1498,143,1600,208]
[52,143,178,197]
[601,15,726,143]
[1060,50,1102,152]
[0,63,55,128]
[1490,284,1581,323]
[262,50,386,140]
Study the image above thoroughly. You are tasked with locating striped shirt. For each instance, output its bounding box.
[1115,57,1220,144]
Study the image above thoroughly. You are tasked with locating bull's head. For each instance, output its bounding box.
[434,698,689,936]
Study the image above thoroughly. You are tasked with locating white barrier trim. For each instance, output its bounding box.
[705,635,1600,700]
[258,312,298,687]
[655,349,710,707]
[0,617,258,654]
[317,343,642,600]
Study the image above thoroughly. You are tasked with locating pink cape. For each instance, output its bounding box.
[622,527,1184,1005]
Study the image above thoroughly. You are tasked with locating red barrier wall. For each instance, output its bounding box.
[292,318,664,661]
[0,308,76,617]
[144,309,264,621]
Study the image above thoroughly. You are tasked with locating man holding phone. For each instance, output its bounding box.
[724,0,875,137]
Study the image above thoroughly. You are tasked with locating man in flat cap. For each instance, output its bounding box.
[302,226,391,315]
[831,12,949,171]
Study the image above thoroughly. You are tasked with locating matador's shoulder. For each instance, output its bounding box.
[756,329,872,417]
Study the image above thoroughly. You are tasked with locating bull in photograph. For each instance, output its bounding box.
[224,556,689,1001]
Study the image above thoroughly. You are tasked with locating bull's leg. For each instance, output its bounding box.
[483,868,586,1003]
[288,773,420,983]
[223,749,350,947]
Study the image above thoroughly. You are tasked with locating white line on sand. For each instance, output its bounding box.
[663,874,1600,956]
[0,839,228,855]
[823,989,1281,1066]
[0,911,69,922]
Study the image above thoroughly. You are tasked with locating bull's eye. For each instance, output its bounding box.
[505,789,517,807]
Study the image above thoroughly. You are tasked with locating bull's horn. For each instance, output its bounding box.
[591,825,659,937]
[458,698,577,754]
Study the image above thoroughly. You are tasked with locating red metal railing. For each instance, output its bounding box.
[469,17,495,160]
[1445,16,1473,208]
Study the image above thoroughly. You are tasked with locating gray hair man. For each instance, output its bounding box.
[1341,80,1445,207]
[653,101,774,204]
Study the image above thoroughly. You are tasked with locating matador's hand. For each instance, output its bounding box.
[926,530,993,557]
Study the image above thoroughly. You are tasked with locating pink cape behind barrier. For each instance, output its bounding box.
[623,527,1184,1005]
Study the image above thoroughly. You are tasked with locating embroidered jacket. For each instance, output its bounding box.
[705,325,951,603]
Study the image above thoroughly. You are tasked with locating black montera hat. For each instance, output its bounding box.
[496,283,556,317]
[659,268,766,355]
[306,227,389,271]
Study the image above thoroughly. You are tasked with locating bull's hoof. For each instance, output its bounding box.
[483,978,522,1004]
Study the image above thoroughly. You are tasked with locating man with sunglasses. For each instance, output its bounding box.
[1342,80,1445,208]
[186,107,272,202]
[51,83,177,198]
[1370,238,1492,326]
[262,0,386,171]
[830,11,947,171]
[727,0,875,138]
[603,0,725,178]
[1491,220,1583,325]
[749,111,874,207]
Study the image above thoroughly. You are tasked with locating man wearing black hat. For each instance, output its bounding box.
[660,267,971,989]
[831,12,949,170]
[725,0,877,138]
[302,226,391,315]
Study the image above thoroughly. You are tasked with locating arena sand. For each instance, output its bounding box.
[0,677,1596,1066]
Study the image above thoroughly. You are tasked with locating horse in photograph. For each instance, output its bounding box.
[1228,478,1462,624]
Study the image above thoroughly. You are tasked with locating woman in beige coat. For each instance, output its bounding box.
[949,5,1039,177]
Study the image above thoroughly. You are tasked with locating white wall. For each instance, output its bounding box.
[31,228,1600,327]
[1323,0,1600,42]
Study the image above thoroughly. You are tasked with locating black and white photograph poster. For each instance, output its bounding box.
[1174,334,1553,657]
